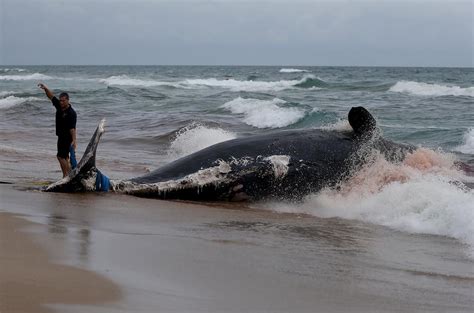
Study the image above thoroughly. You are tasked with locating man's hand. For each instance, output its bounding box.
[38,83,54,100]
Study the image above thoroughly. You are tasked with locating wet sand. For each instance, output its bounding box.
[1,183,473,313]
[0,212,121,313]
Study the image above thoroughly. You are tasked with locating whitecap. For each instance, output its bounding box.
[100,75,316,92]
[99,75,181,88]
[279,68,309,73]
[0,73,53,81]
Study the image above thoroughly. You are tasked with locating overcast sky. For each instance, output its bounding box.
[0,0,472,66]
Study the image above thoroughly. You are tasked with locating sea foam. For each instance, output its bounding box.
[319,119,352,132]
[390,81,474,97]
[264,148,474,258]
[454,128,474,154]
[221,97,306,128]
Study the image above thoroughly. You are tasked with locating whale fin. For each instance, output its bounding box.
[348,106,376,135]
[45,119,106,192]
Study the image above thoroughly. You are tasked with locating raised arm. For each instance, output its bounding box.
[38,83,54,100]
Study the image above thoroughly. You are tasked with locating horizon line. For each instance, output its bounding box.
[1,64,473,69]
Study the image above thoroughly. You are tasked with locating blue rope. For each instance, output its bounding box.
[95,170,110,192]
[69,145,77,169]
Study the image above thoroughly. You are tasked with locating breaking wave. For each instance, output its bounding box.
[390,81,474,97]
[454,128,474,154]
[221,97,306,128]
[0,96,41,110]
[167,123,237,159]
[266,148,474,258]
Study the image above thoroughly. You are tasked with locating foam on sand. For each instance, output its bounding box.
[221,97,306,128]
[390,81,474,97]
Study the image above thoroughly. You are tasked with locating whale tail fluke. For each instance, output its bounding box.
[45,119,107,192]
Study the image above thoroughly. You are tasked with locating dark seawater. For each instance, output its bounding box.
[1,66,474,301]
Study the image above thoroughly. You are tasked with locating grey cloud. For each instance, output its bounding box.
[1,0,472,66]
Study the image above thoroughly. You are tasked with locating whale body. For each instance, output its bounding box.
[45,108,414,201]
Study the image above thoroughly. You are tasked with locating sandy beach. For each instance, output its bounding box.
[1,183,473,313]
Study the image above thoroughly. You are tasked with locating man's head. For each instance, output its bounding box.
[348,106,376,135]
[59,92,70,110]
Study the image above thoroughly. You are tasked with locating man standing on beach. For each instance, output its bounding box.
[38,83,77,177]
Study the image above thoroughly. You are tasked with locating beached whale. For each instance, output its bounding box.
[45,107,414,201]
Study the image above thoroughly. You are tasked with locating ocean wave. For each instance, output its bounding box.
[184,75,318,92]
[293,76,327,88]
[99,75,182,88]
[100,74,321,92]
[1,68,27,72]
[454,128,474,154]
[265,148,474,258]
[0,91,15,97]
[0,73,53,81]
[0,96,41,109]
[390,81,474,97]
[167,123,237,159]
[279,68,309,73]
[221,97,306,128]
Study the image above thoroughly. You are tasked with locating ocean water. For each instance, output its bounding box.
[0,65,473,261]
